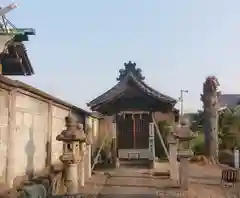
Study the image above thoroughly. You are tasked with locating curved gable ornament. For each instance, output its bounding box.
[116,61,145,81]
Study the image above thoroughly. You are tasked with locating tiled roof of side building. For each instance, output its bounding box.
[219,94,240,108]
[0,75,92,116]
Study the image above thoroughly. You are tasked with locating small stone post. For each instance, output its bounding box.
[80,140,86,187]
[149,122,156,168]
[76,123,87,187]
[85,124,93,180]
[234,149,239,169]
[56,115,86,195]
[86,144,92,178]
[112,115,119,168]
[167,125,179,183]
[174,117,195,190]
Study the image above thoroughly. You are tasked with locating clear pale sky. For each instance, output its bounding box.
[3,0,240,113]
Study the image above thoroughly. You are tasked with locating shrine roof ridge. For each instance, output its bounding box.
[87,71,177,109]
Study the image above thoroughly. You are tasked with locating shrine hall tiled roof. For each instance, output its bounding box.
[87,61,177,110]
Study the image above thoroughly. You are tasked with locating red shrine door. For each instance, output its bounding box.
[117,113,150,159]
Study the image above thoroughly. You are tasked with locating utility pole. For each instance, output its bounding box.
[179,89,188,117]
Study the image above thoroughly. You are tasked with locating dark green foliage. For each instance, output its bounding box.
[190,110,204,132]
[187,107,240,158]
[155,120,171,159]
[191,133,205,155]
[190,107,240,154]
[218,108,240,150]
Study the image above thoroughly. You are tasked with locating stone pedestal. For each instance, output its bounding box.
[178,150,193,190]
[65,164,79,194]
[168,137,179,182]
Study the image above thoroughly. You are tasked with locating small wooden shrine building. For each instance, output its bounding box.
[0,28,35,76]
[87,61,178,163]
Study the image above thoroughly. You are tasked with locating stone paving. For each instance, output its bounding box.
[97,166,159,197]
[79,162,239,198]
[79,172,108,196]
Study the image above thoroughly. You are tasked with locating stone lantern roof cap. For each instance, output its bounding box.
[174,118,196,141]
[56,129,86,142]
[179,116,190,126]
[56,115,86,142]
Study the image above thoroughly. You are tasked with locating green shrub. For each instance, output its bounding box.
[155,120,171,158]
[191,133,205,155]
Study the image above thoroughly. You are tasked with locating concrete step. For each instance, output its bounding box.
[119,159,151,168]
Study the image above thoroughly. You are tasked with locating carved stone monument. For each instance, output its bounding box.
[56,115,86,195]
[201,76,221,162]
[174,117,195,190]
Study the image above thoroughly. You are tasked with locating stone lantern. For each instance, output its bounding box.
[56,115,86,195]
[174,117,196,190]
